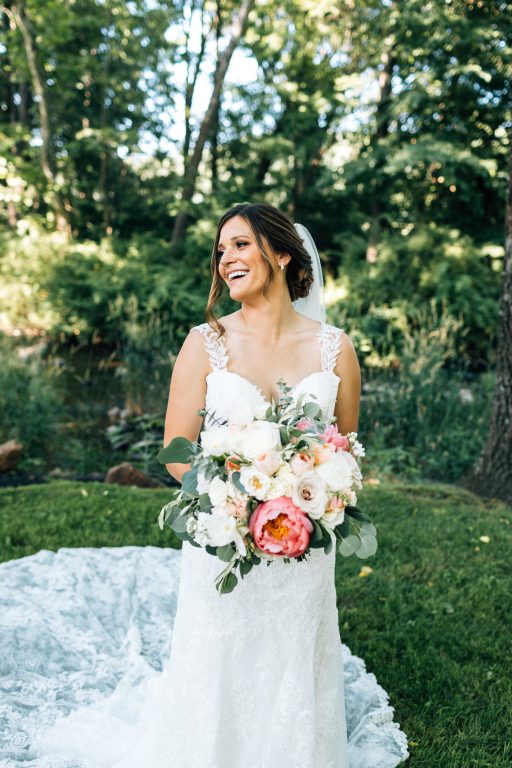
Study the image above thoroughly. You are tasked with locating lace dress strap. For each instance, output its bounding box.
[317,322,344,372]
[192,322,229,372]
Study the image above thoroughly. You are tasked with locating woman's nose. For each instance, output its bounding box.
[219,248,236,267]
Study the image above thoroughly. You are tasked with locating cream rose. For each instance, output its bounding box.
[291,470,328,519]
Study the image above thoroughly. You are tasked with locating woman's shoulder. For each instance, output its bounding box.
[189,311,239,336]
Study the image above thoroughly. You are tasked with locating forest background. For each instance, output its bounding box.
[1,0,511,490]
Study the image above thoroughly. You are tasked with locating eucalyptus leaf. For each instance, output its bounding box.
[354,535,378,559]
[334,517,351,538]
[181,468,198,496]
[157,436,194,464]
[231,471,246,493]
[239,559,253,578]
[358,520,377,536]
[171,512,190,533]
[345,506,372,523]
[217,543,237,562]
[338,534,360,557]
[303,401,320,419]
[309,519,324,547]
[199,493,211,512]
[218,571,238,595]
[173,529,191,542]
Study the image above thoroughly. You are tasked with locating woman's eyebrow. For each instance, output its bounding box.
[217,234,250,246]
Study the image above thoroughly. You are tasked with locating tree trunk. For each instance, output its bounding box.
[99,0,113,236]
[210,0,223,191]
[183,0,208,174]
[7,1,71,236]
[171,0,254,249]
[460,133,512,504]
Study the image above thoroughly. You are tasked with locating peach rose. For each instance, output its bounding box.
[290,452,315,475]
[249,496,313,557]
[313,442,335,465]
[225,456,241,472]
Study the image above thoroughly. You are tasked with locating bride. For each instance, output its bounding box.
[1,202,409,768]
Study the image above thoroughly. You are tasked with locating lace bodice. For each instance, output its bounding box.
[192,321,344,423]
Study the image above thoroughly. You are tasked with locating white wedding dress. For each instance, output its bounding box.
[0,322,409,768]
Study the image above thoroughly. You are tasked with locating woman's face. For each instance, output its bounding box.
[216,215,282,302]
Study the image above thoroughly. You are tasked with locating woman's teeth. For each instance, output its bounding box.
[228,270,249,281]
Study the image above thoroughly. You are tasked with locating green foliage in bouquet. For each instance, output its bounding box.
[157,382,375,595]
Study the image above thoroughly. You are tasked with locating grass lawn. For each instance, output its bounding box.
[1,479,510,767]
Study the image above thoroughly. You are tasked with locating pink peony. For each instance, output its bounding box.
[249,496,313,557]
[320,424,350,451]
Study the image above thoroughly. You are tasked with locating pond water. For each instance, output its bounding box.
[20,339,172,479]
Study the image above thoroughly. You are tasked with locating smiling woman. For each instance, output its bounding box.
[21,202,408,768]
[206,202,315,336]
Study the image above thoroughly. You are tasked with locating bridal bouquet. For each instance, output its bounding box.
[157,382,377,595]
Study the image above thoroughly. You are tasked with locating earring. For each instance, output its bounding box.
[280,263,286,271]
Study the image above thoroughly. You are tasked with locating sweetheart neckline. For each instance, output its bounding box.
[206,369,340,403]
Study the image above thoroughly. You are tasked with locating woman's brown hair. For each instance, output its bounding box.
[205,202,315,336]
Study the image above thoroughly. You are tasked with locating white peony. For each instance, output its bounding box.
[197,506,247,556]
[239,467,270,500]
[316,452,353,492]
[200,426,230,457]
[254,401,272,420]
[196,471,210,495]
[237,421,281,461]
[208,476,228,506]
[291,470,328,519]
[343,451,363,489]
[228,400,257,428]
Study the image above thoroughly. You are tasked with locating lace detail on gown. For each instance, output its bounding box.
[317,323,344,372]
[193,322,228,371]
[1,321,410,768]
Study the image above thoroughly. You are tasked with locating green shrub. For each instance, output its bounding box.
[328,222,502,369]
[359,305,494,481]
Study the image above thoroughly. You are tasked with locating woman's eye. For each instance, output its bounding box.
[216,242,247,259]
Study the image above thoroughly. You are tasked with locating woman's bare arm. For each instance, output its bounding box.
[163,329,209,483]
[333,330,361,435]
